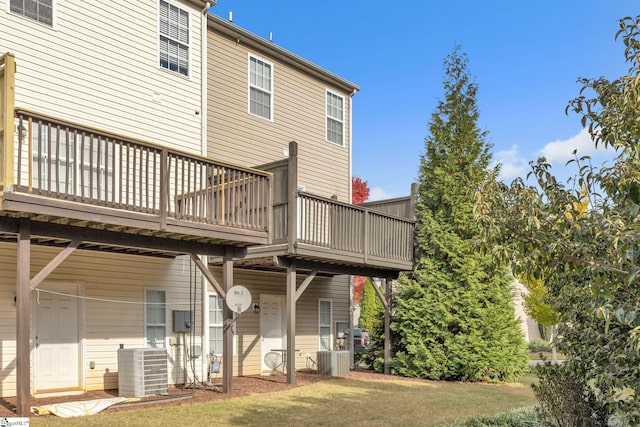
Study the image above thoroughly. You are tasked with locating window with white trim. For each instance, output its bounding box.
[209,294,223,355]
[8,0,53,26]
[145,289,167,348]
[249,55,273,120]
[319,299,332,351]
[326,91,344,146]
[159,0,190,76]
[327,91,344,146]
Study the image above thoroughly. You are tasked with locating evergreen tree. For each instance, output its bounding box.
[391,46,528,382]
[359,278,383,333]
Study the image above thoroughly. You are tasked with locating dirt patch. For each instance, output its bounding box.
[0,370,395,418]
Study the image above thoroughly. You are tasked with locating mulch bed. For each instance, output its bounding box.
[0,369,392,418]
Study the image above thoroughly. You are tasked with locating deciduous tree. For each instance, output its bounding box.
[352,177,370,205]
[475,16,640,422]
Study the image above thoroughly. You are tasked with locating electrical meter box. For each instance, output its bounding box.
[173,310,192,333]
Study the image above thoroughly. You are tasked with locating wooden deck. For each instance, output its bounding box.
[0,109,273,251]
[222,141,416,277]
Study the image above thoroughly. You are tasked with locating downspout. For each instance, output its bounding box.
[200,0,213,383]
[201,1,213,157]
[348,88,357,368]
[348,88,357,203]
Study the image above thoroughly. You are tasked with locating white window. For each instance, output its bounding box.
[8,0,53,26]
[326,91,344,146]
[159,0,190,76]
[249,55,273,120]
[318,299,332,351]
[209,294,223,355]
[145,289,167,348]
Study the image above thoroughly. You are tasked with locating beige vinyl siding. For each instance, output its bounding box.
[205,268,349,376]
[207,30,351,201]
[0,0,203,154]
[0,244,204,397]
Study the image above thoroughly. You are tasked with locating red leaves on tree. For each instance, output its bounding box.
[352,176,370,306]
[352,177,370,204]
[353,276,367,305]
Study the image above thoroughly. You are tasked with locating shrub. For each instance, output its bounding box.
[532,361,609,427]
[447,406,541,426]
[527,338,551,353]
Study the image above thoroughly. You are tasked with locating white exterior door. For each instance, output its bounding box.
[260,294,285,373]
[34,283,81,391]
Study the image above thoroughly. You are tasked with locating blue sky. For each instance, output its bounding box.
[210,1,635,200]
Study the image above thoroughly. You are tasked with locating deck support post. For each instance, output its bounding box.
[16,219,31,416]
[222,247,234,393]
[383,278,392,375]
[286,261,296,384]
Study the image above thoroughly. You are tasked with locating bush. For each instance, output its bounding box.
[527,338,551,353]
[532,361,609,427]
[447,406,541,426]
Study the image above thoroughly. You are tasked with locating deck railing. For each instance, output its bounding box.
[12,110,271,232]
[259,143,415,264]
[275,192,414,262]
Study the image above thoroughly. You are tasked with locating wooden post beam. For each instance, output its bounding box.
[369,277,388,311]
[286,261,296,384]
[384,278,391,375]
[1,53,16,193]
[190,253,226,298]
[287,141,298,254]
[222,248,233,393]
[16,220,30,416]
[294,270,316,302]
[30,238,81,291]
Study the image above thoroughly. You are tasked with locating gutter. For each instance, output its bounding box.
[206,14,360,94]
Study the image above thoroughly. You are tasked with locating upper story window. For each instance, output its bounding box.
[8,0,53,26]
[159,0,190,77]
[249,55,273,120]
[326,91,344,146]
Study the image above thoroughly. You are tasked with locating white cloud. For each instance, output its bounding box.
[368,187,394,201]
[492,145,527,181]
[538,128,613,165]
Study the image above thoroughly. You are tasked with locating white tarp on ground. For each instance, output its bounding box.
[31,397,137,418]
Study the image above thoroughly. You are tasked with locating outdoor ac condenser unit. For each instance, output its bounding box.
[317,350,350,377]
[118,348,168,397]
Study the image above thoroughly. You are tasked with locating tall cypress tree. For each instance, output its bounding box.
[391,47,528,382]
[359,278,383,333]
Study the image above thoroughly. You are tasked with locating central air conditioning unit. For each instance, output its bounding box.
[316,350,350,377]
[118,348,168,397]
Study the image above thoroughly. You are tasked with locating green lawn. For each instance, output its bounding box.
[31,374,538,427]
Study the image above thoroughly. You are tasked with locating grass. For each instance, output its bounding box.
[30,373,538,427]
[447,406,541,426]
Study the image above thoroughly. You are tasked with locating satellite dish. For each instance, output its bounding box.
[264,351,283,372]
[225,285,252,313]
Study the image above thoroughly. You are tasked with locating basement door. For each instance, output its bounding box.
[260,294,285,373]
[34,283,82,392]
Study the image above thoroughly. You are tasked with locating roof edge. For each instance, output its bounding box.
[206,13,360,94]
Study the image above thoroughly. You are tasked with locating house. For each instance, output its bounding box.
[0,1,414,416]
[203,14,415,382]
